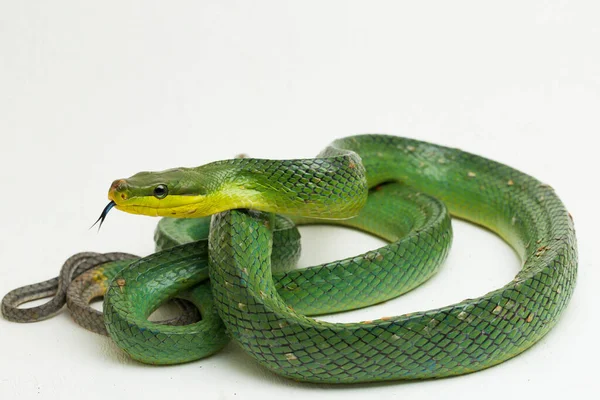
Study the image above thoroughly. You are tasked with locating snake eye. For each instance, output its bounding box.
[153,184,168,199]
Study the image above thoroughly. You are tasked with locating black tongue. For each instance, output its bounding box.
[90,201,116,231]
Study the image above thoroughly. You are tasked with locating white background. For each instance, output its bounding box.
[0,1,598,399]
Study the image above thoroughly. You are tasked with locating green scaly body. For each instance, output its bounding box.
[104,183,451,365]
[2,134,576,383]
[203,135,577,382]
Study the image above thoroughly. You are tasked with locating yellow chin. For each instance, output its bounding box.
[110,185,266,218]
[113,195,218,218]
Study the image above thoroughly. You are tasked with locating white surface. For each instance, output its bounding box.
[0,1,597,399]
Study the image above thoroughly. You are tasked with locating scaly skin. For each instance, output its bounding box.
[108,145,368,219]
[2,134,577,382]
[103,184,451,364]
[1,252,135,323]
[103,214,305,364]
[66,258,202,335]
[206,135,577,382]
[105,134,576,381]
[0,251,202,334]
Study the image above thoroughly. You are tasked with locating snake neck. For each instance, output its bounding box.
[190,151,369,219]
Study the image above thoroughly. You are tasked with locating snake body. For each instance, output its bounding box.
[1,252,202,333]
[2,134,577,383]
[2,252,135,323]
[104,183,450,364]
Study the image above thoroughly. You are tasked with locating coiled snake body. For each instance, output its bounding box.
[2,135,577,383]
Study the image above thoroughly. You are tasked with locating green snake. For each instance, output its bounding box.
[1,134,577,383]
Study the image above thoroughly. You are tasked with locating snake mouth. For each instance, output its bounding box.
[110,196,213,218]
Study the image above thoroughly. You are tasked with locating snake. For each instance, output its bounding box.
[1,134,577,383]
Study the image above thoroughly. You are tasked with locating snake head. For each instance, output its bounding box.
[107,167,216,218]
[106,163,258,218]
